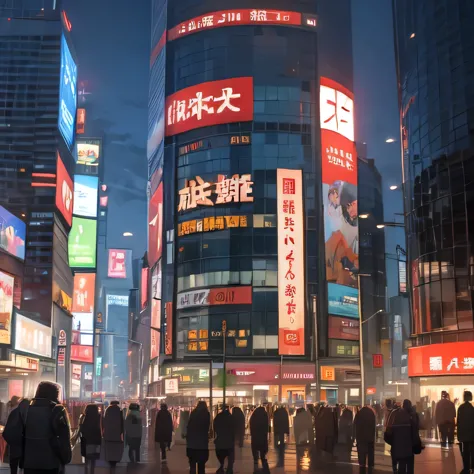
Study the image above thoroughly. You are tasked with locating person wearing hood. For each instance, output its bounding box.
[3,398,29,474]
[315,406,338,456]
[103,401,124,473]
[435,391,456,447]
[354,406,376,473]
[125,403,142,464]
[250,406,270,474]
[294,408,313,446]
[186,401,210,474]
[22,381,72,474]
[338,407,354,448]
[155,403,173,463]
[214,406,235,474]
[273,405,290,467]
[457,391,474,473]
[231,407,245,448]
[79,404,102,474]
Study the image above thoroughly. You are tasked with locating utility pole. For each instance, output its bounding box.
[222,320,227,407]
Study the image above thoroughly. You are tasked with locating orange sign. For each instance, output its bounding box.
[165,302,173,355]
[209,286,252,306]
[72,273,96,313]
[321,366,335,381]
[366,387,376,395]
[76,108,86,134]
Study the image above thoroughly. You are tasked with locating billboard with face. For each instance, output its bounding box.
[56,152,74,226]
[320,78,359,326]
[58,34,78,149]
[0,206,26,261]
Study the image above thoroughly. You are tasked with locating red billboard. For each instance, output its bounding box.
[55,152,73,226]
[71,345,93,363]
[108,249,128,278]
[151,299,161,360]
[168,9,302,41]
[148,183,163,267]
[408,342,474,377]
[72,273,95,313]
[165,77,253,136]
[141,267,149,311]
[328,316,359,340]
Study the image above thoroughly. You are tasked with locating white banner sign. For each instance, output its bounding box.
[277,169,305,356]
[177,289,210,309]
[165,378,179,394]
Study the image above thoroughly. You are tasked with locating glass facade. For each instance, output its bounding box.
[394,0,474,343]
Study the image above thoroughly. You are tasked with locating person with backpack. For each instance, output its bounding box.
[22,381,72,474]
[103,401,124,473]
[3,398,29,474]
[155,403,173,463]
[125,403,143,464]
[79,404,101,474]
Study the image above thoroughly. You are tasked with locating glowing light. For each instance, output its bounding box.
[386,138,396,143]
[377,224,385,229]
[123,232,133,237]
[410,33,416,39]
[359,214,369,219]
[390,185,398,191]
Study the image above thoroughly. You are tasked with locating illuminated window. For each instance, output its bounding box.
[188,342,198,351]
[253,214,277,228]
[199,341,208,351]
[235,339,248,348]
[199,329,208,339]
[188,330,197,340]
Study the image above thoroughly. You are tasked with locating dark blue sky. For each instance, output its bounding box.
[64,0,404,297]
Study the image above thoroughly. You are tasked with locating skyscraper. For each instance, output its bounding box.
[394,0,474,402]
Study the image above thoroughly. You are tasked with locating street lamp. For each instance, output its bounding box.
[359,213,370,219]
[389,185,398,191]
[385,138,396,143]
[123,232,133,237]
[376,222,405,229]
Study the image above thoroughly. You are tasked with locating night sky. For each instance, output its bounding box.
[64,0,404,296]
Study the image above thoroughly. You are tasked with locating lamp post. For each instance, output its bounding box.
[222,320,227,407]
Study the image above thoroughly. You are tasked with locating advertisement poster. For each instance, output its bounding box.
[165,302,173,355]
[151,299,161,359]
[165,77,253,136]
[73,175,98,218]
[68,217,97,268]
[150,329,159,360]
[108,249,128,278]
[0,205,26,260]
[151,259,162,300]
[76,138,101,166]
[71,345,93,363]
[55,152,74,226]
[148,183,163,267]
[72,313,93,346]
[58,34,78,149]
[320,78,359,324]
[15,312,52,358]
[141,267,149,311]
[328,316,359,340]
[72,273,95,313]
[277,169,305,356]
[0,272,14,345]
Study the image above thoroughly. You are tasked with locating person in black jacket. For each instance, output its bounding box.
[22,381,72,474]
[155,403,173,463]
[353,406,376,472]
[273,406,290,467]
[231,407,245,448]
[186,401,210,474]
[250,406,269,474]
[214,406,235,474]
[457,391,474,474]
[3,398,29,474]
[79,404,102,474]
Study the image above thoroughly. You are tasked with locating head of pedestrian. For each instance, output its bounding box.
[84,404,100,425]
[441,390,448,400]
[35,381,60,403]
[402,399,412,413]
[464,391,473,402]
[129,403,140,411]
[196,400,208,411]
[10,395,20,408]
[160,403,168,410]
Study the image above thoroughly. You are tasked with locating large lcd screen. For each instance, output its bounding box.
[68,217,97,268]
[58,34,78,149]
[0,206,26,261]
[0,271,14,345]
[55,152,74,226]
[73,175,98,218]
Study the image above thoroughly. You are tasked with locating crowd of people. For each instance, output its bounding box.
[1,382,473,474]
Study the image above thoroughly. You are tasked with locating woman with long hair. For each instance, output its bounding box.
[79,404,102,474]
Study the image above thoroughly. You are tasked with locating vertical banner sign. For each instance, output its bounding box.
[165,302,173,355]
[277,169,305,356]
[320,78,359,320]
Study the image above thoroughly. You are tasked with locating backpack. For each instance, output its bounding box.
[3,406,25,447]
[49,403,72,465]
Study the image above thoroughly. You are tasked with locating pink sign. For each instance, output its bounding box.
[108,249,127,278]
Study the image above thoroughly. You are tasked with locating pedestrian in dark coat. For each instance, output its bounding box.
[354,406,376,471]
[103,401,124,473]
[457,391,474,473]
[155,403,173,463]
[231,407,246,448]
[315,406,338,455]
[250,406,270,473]
[273,406,290,467]
[3,399,29,474]
[125,403,142,464]
[435,391,456,447]
[214,406,235,474]
[186,401,210,474]
[79,404,102,474]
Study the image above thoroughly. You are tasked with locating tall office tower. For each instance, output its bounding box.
[394,0,474,403]
[147,0,365,405]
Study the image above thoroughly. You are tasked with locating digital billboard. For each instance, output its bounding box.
[320,78,359,322]
[72,273,95,313]
[0,272,14,345]
[151,259,162,300]
[55,152,74,226]
[141,267,149,311]
[68,217,97,268]
[148,183,163,267]
[168,9,303,41]
[58,34,78,149]
[151,298,161,360]
[15,312,52,358]
[73,175,98,218]
[108,249,128,278]
[277,169,305,356]
[76,138,101,166]
[165,77,253,136]
[0,205,26,261]
[328,315,359,340]
[71,345,93,363]
[165,302,173,355]
[72,312,93,346]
